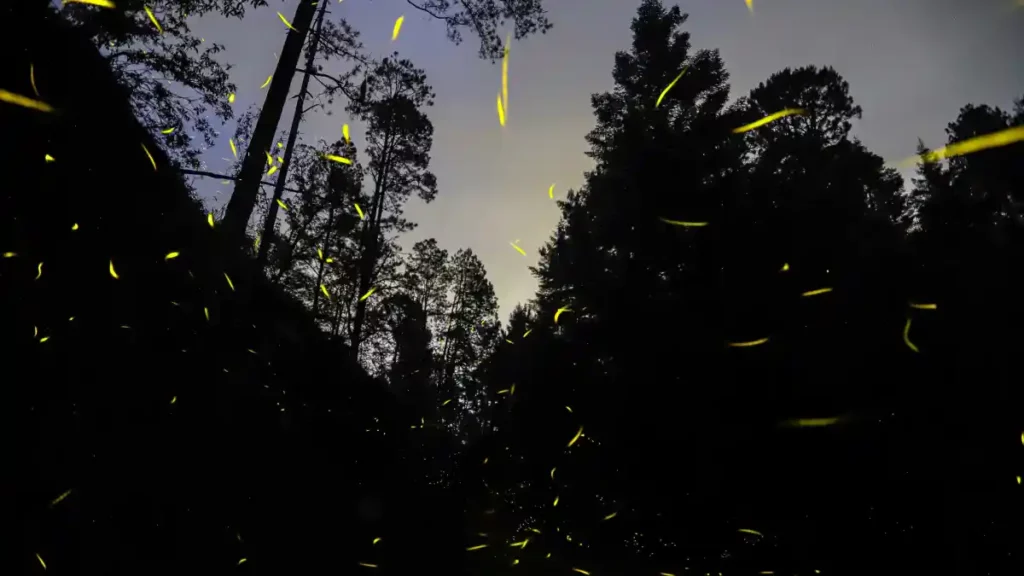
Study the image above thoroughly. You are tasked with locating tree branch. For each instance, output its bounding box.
[405,0,455,23]
[179,168,302,194]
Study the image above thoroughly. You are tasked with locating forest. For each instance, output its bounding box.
[4,0,1023,575]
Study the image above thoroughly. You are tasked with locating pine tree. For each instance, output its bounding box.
[57,0,266,168]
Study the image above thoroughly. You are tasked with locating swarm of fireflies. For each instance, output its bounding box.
[734,108,805,133]
[801,287,833,297]
[912,126,1024,166]
[554,307,571,323]
[50,490,72,507]
[659,217,708,227]
[29,63,40,97]
[144,6,163,33]
[0,89,55,113]
[324,154,352,165]
[392,15,404,41]
[278,12,297,31]
[782,417,840,428]
[728,337,769,348]
[903,318,919,353]
[655,66,688,108]
[66,0,116,8]
[568,425,584,447]
[142,143,157,171]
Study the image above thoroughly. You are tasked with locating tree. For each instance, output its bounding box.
[254,0,365,272]
[402,0,552,60]
[57,0,266,169]
[399,238,453,341]
[904,96,1024,576]
[432,248,500,439]
[346,55,438,359]
[265,140,364,317]
[384,293,435,415]
[389,241,499,439]
[530,0,742,453]
[222,0,553,248]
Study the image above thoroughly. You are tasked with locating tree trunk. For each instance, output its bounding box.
[310,203,336,317]
[222,0,318,250]
[348,137,394,360]
[255,0,327,270]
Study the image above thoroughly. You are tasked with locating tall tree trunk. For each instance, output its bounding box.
[256,0,328,271]
[349,134,394,360]
[310,203,336,317]
[222,0,318,249]
[436,271,465,394]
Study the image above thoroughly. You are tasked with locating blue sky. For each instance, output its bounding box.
[188,0,1024,320]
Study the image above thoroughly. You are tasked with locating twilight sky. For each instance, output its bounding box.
[189,0,1024,321]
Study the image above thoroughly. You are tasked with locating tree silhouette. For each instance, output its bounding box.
[57,0,266,169]
[346,55,438,359]
[222,0,554,249]
[254,1,366,272]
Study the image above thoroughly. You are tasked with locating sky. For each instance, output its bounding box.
[189,0,1024,321]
